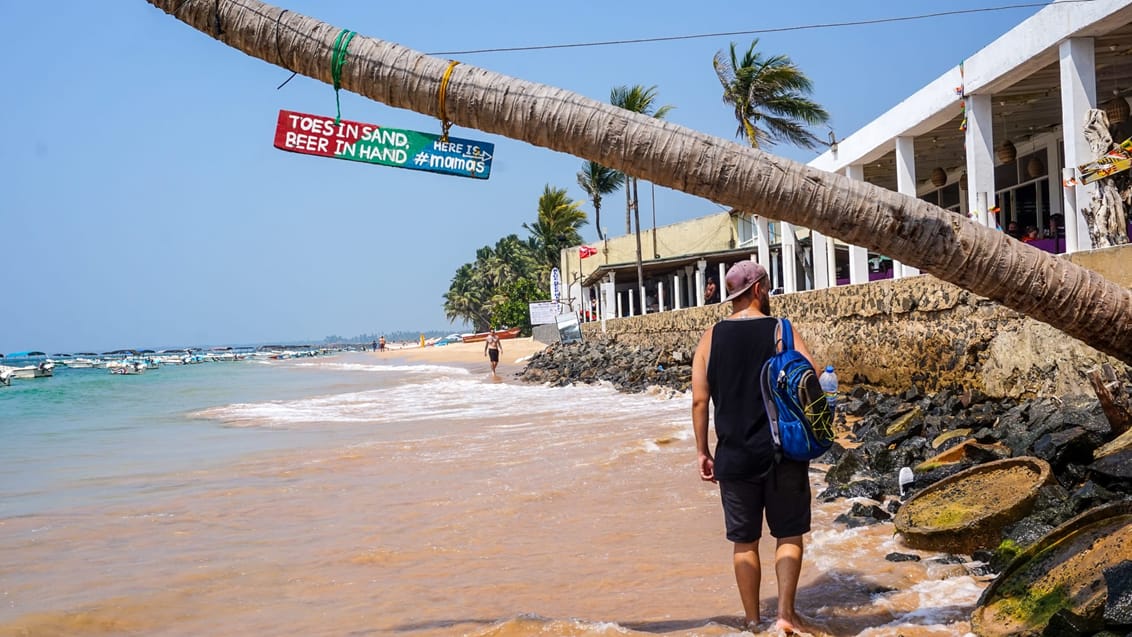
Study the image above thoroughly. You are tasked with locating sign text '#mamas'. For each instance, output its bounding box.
[272,110,494,179]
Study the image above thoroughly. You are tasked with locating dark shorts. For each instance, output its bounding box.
[488,349,499,363]
[719,460,811,543]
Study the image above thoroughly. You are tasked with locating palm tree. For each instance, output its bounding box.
[610,85,674,234]
[714,40,830,150]
[715,40,830,290]
[144,0,1132,364]
[523,185,587,276]
[444,235,541,331]
[611,85,672,312]
[443,263,492,330]
[576,161,622,241]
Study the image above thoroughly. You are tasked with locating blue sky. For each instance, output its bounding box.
[0,1,1045,353]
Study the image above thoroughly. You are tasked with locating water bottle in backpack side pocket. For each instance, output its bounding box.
[818,365,838,412]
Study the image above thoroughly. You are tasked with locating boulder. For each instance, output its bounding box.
[1103,560,1132,627]
[824,449,864,487]
[1041,608,1102,636]
[893,457,1051,554]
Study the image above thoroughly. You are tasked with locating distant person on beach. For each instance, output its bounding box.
[690,260,819,635]
[379,336,386,352]
[371,339,377,352]
[484,328,502,375]
[704,276,720,304]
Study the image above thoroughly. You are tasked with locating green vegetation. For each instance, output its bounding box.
[995,538,1024,563]
[713,39,830,150]
[992,583,1071,629]
[443,187,586,335]
[576,161,622,241]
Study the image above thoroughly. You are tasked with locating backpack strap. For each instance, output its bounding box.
[762,317,786,459]
[760,355,781,449]
[779,317,795,352]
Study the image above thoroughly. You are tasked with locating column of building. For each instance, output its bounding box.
[842,165,870,284]
[894,136,920,277]
[1059,37,1097,253]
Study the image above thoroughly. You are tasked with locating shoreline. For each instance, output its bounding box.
[372,337,548,377]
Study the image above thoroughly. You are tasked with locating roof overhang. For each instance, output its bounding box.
[581,246,761,287]
[809,0,1132,190]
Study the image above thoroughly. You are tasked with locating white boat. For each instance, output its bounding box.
[109,360,147,375]
[6,361,54,379]
[0,367,12,386]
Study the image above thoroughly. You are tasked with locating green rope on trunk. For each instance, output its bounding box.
[331,29,356,125]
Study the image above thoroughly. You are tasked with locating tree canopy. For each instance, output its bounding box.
[444,187,585,334]
[714,39,830,150]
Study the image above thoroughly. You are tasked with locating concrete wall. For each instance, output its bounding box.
[581,245,1132,398]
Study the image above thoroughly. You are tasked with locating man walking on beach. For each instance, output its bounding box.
[484,328,502,376]
[691,260,820,634]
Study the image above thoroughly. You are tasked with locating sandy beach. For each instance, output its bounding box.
[378,336,548,373]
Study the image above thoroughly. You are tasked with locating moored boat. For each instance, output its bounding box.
[460,327,521,343]
[3,352,55,379]
[109,360,147,375]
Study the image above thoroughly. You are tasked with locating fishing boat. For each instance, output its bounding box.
[460,327,521,343]
[109,360,147,375]
[3,352,55,379]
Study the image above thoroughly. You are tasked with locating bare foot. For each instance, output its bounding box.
[743,618,763,633]
[775,613,826,636]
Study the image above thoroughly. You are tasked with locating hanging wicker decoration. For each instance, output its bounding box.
[930,167,948,187]
[1026,156,1046,179]
[996,140,1017,165]
[1103,96,1129,125]
[958,171,968,191]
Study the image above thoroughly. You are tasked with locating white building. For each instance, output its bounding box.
[574,0,1132,319]
[793,0,1132,292]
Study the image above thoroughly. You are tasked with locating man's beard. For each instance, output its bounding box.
[758,288,771,315]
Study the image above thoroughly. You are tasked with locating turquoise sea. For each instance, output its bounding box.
[1,352,986,636]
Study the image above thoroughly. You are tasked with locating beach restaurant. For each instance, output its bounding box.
[564,0,1132,321]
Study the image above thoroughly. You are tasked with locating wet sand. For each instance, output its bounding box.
[378,337,548,375]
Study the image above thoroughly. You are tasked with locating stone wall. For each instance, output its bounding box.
[581,246,1132,398]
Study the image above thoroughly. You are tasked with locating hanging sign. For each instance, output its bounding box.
[273,110,494,179]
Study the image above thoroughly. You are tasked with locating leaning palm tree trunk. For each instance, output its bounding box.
[146,0,1132,364]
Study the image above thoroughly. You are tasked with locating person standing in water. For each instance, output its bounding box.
[691,260,820,634]
[484,328,502,375]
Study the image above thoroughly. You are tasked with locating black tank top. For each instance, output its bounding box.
[707,316,779,480]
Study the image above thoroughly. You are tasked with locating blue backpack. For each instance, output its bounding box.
[760,318,835,461]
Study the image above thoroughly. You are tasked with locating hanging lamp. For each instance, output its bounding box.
[1103,94,1129,125]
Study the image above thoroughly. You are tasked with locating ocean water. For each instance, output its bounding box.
[0,353,987,636]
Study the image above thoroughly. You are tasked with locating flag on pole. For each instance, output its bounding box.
[579,245,597,259]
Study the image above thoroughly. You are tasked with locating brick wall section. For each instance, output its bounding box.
[581,245,1131,398]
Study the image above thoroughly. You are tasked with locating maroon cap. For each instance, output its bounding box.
[722,260,768,302]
